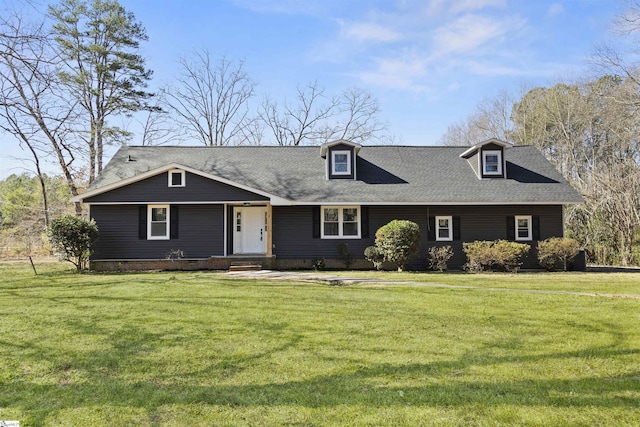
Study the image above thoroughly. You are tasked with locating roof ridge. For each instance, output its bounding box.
[124,144,534,148]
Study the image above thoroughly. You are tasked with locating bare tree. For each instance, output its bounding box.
[439,88,525,146]
[328,87,387,144]
[136,90,185,146]
[163,50,256,146]
[259,81,337,146]
[259,82,385,146]
[0,13,84,215]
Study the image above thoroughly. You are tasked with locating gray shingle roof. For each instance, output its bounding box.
[84,145,584,204]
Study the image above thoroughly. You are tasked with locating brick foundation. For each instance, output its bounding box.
[89,257,380,272]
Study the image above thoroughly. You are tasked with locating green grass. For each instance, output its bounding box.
[320,269,640,295]
[1,260,639,426]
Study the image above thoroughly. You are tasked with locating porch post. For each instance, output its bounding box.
[266,203,273,257]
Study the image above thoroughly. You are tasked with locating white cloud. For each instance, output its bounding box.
[358,55,430,92]
[339,20,402,43]
[547,3,564,18]
[448,0,507,15]
[431,14,513,56]
[231,0,326,15]
[260,1,562,94]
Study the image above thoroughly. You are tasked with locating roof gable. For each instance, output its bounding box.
[320,139,362,157]
[73,161,290,205]
[460,138,513,158]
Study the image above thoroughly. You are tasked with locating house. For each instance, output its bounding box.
[72,139,584,271]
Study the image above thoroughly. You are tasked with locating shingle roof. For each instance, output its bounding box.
[83,145,584,204]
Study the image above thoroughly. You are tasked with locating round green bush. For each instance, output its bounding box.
[374,220,420,272]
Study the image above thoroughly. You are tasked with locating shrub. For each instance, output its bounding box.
[166,249,184,260]
[337,243,353,269]
[364,245,385,270]
[537,237,580,271]
[428,245,453,272]
[463,240,530,272]
[311,257,325,271]
[48,214,99,271]
[375,220,420,272]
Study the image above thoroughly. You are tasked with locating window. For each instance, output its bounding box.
[332,150,351,175]
[168,170,185,187]
[148,205,170,239]
[321,206,360,238]
[436,216,452,241]
[482,150,502,176]
[515,215,532,241]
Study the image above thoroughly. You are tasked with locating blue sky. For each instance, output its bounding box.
[0,0,624,178]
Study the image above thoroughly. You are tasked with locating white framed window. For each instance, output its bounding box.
[168,169,185,187]
[332,150,351,175]
[321,206,360,238]
[148,205,170,240]
[515,215,532,241]
[482,150,502,175]
[436,216,453,241]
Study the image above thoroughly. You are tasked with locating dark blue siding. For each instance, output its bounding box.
[272,205,564,269]
[90,204,224,259]
[85,171,269,203]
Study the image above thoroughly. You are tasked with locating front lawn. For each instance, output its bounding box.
[318,269,640,295]
[1,261,639,426]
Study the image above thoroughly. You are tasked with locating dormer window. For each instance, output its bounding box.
[332,151,351,175]
[168,170,185,187]
[460,138,511,180]
[321,140,361,180]
[482,150,502,176]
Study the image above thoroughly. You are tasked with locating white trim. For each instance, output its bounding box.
[435,215,453,241]
[72,162,292,205]
[321,206,361,239]
[288,201,582,206]
[320,139,362,157]
[482,150,503,176]
[223,203,228,256]
[332,150,351,176]
[85,200,582,206]
[515,215,532,241]
[86,200,269,205]
[459,138,512,158]
[148,204,170,240]
[168,169,186,187]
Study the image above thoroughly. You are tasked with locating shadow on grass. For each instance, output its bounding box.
[2,326,639,426]
[3,362,639,425]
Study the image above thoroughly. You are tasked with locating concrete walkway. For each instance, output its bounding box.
[226,269,640,300]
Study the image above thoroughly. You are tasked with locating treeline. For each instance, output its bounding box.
[0,174,75,256]
[0,0,388,221]
[440,77,640,265]
[438,3,640,266]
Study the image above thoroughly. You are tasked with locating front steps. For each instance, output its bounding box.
[228,260,263,272]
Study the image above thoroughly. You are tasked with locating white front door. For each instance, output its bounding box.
[233,206,267,254]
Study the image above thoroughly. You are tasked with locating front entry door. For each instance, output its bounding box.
[233,206,267,254]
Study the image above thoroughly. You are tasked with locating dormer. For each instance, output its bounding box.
[460,138,512,179]
[320,140,362,180]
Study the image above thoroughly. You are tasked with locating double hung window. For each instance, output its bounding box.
[322,206,360,238]
[515,215,532,241]
[148,205,170,239]
[332,151,351,175]
[482,150,502,175]
[435,216,453,241]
